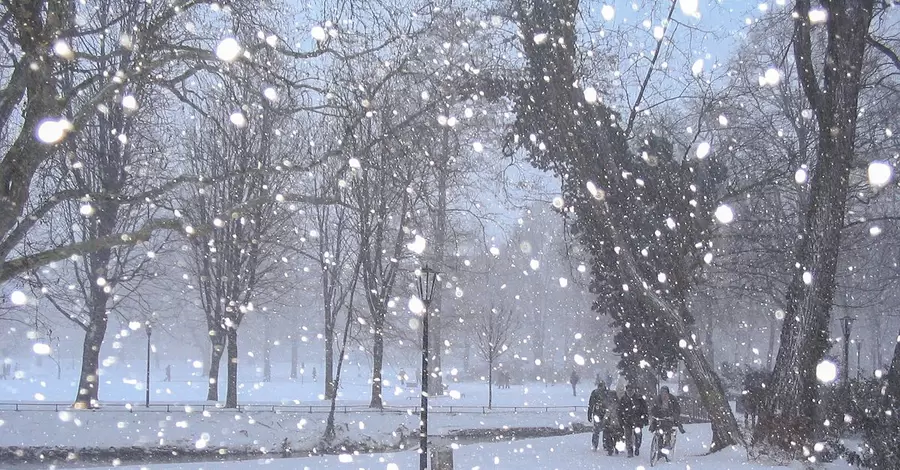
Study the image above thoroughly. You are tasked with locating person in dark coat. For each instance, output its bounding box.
[569,369,580,397]
[602,389,624,455]
[618,383,648,457]
[587,381,608,451]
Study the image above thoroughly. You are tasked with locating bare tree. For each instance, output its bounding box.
[178,76,295,406]
[473,305,519,409]
[756,0,876,450]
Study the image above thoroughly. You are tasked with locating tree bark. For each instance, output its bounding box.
[73,308,109,409]
[755,0,874,451]
[369,320,385,408]
[325,309,336,399]
[225,327,239,408]
[488,357,494,410]
[206,340,225,401]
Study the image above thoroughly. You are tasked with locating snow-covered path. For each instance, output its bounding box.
[81,424,853,470]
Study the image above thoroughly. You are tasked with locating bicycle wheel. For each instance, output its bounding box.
[649,432,661,467]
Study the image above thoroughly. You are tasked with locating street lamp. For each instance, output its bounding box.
[840,315,854,386]
[145,321,152,408]
[856,339,863,380]
[416,265,438,470]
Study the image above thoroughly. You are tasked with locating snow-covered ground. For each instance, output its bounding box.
[76,424,855,470]
[0,362,858,469]
[0,360,590,408]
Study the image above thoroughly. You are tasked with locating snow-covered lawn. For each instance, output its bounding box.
[0,361,590,409]
[76,424,855,469]
[0,363,859,469]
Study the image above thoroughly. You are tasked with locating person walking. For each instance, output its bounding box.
[603,387,624,455]
[569,369,580,397]
[587,381,608,451]
[618,383,648,457]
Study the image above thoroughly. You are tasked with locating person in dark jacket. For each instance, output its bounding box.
[602,389,624,455]
[587,381,608,451]
[618,383,648,457]
[569,369,580,397]
[649,386,686,461]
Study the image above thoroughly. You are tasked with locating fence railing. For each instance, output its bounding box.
[0,400,712,422]
[0,402,589,414]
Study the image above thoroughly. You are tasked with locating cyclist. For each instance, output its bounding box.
[649,386,686,462]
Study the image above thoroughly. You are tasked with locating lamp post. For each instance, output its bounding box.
[416,266,438,470]
[856,339,862,380]
[145,321,152,408]
[840,315,854,386]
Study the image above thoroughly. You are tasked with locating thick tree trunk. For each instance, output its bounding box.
[680,338,741,450]
[225,327,239,408]
[755,0,873,451]
[369,321,385,408]
[73,310,109,409]
[206,340,225,401]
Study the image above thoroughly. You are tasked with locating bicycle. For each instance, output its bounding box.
[648,416,679,467]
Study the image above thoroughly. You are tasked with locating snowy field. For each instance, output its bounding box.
[0,362,858,469]
[0,360,591,408]
[75,424,856,470]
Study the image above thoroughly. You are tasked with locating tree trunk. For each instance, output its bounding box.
[488,357,493,410]
[325,314,336,399]
[755,0,873,451]
[73,310,109,409]
[206,340,225,401]
[263,321,271,383]
[766,316,778,371]
[887,326,900,403]
[369,321,384,408]
[290,335,298,380]
[680,338,740,450]
[225,327,239,408]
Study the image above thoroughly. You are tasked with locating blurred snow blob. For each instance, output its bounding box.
[714,205,734,224]
[868,161,892,187]
[407,235,427,254]
[36,118,73,144]
[816,360,837,383]
[601,5,615,21]
[9,290,27,306]
[215,38,241,62]
[311,26,327,42]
